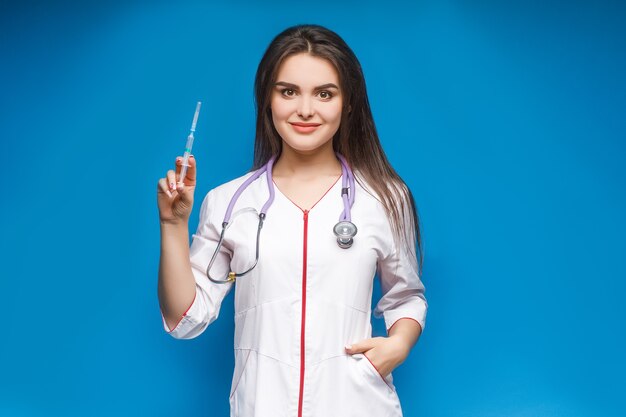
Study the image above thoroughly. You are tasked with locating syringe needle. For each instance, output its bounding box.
[178,101,202,185]
[191,101,201,132]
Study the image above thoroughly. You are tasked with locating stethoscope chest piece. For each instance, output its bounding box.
[334,220,357,249]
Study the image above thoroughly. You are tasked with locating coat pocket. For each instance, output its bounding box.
[357,353,395,393]
[229,349,252,399]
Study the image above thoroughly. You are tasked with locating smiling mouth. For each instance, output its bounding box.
[289,122,321,133]
[290,122,321,127]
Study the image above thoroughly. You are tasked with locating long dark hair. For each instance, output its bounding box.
[252,24,423,274]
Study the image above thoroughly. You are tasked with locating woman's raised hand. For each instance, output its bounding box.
[157,155,197,225]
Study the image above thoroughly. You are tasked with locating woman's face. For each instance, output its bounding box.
[270,53,343,155]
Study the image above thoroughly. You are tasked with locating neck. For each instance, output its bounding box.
[272,141,342,179]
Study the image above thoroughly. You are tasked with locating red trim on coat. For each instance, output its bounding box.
[386,316,422,334]
[271,173,341,417]
[163,290,197,333]
[298,209,309,417]
[363,351,394,390]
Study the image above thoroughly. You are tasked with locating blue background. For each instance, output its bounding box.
[1,1,625,416]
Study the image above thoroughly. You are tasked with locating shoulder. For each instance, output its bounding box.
[353,169,417,245]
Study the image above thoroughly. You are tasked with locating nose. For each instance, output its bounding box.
[296,95,314,119]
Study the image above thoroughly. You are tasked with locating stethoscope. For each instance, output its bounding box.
[206,152,357,284]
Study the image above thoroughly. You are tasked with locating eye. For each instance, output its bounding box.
[319,90,334,99]
[280,88,296,97]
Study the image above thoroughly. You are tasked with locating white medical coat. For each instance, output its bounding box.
[160,170,428,417]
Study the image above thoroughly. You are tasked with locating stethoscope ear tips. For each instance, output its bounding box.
[334,221,358,249]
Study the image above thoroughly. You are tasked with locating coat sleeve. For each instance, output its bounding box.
[160,189,234,339]
[373,200,427,334]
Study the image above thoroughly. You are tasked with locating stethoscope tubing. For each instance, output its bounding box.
[206,152,356,284]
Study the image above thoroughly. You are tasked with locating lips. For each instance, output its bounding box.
[290,122,321,127]
[290,122,321,133]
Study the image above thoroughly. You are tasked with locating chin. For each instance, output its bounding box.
[283,141,328,154]
[279,129,337,154]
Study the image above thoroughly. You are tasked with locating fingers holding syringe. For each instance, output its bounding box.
[175,155,197,186]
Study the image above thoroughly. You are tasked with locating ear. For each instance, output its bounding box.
[348,105,352,113]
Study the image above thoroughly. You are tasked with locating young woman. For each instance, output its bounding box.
[157,24,427,417]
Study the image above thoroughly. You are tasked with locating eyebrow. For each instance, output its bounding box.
[274,81,340,90]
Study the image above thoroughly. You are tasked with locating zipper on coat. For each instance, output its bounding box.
[297,209,309,417]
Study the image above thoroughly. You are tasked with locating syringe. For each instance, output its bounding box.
[178,101,202,185]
